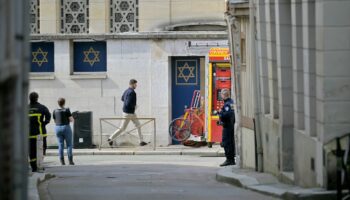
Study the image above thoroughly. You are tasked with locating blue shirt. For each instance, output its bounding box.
[122,88,137,114]
[219,98,235,128]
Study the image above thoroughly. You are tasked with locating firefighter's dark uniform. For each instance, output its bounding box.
[219,98,236,163]
[29,102,51,171]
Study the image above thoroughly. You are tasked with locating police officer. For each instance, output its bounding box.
[218,88,236,167]
[28,92,51,172]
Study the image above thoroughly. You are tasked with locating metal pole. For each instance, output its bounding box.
[336,137,343,200]
[99,119,102,150]
[153,119,156,151]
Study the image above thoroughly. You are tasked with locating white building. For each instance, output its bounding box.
[29,0,229,147]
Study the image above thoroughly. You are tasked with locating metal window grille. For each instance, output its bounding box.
[30,0,40,34]
[61,0,89,34]
[110,0,139,33]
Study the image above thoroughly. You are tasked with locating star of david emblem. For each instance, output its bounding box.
[177,62,196,82]
[83,47,100,66]
[32,48,48,67]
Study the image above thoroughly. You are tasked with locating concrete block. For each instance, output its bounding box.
[54,40,71,75]
[40,20,58,34]
[89,20,106,34]
[277,66,293,88]
[322,123,350,144]
[317,27,350,51]
[323,77,350,101]
[324,101,350,124]
[304,73,316,97]
[241,128,256,169]
[275,3,291,26]
[261,116,280,176]
[40,2,58,20]
[89,2,106,20]
[294,130,317,187]
[292,49,303,77]
[320,1,350,26]
[317,50,350,77]
[293,70,304,93]
[121,40,151,59]
[139,0,170,20]
[276,25,292,46]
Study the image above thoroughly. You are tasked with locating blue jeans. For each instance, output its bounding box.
[55,125,73,158]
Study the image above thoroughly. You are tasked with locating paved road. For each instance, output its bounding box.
[40,155,279,200]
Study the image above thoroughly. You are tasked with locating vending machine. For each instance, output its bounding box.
[207,48,232,147]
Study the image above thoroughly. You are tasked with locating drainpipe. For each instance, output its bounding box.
[250,0,264,172]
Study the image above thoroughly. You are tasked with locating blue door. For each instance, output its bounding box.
[171,57,201,144]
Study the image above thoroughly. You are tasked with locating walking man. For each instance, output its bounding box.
[28,92,51,172]
[218,89,236,167]
[108,79,147,146]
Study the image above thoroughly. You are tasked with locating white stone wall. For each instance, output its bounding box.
[29,38,227,148]
[254,0,350,188]
[38,0,225,33]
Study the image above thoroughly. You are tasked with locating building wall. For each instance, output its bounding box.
[38,0,226,34]
[29,37,227,147]
[31,0,228,147]
[253,0,350,188]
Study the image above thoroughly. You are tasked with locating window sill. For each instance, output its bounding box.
[29,73,55,80]
[70,73,107,80]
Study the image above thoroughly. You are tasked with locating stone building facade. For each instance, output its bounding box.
[29,0,228,147]
[227,0,350,188]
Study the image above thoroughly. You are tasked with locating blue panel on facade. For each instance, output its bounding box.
[171,57,201,144]
[31,42,54,72]
[73,42,107,72]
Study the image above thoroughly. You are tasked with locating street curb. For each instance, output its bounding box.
[28,173,55,200]
[216,167,336,200]
[46,150,225,157]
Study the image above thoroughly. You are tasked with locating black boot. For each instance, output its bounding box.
[30,161,38,172]
[60,157,65,165]
[68,156,75,165]
[220,159,235,167]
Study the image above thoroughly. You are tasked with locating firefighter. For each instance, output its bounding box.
[218,88,236,167]
[28,92,51,172]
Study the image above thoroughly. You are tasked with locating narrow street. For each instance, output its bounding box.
[39,155,279,200]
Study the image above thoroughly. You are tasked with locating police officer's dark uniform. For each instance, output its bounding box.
[29,97,51,172]
[219,97,236,166]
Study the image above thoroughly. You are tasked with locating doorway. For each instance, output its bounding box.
[171,57,204,144]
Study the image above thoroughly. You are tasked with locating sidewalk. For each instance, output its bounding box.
[216,166,336,200]
[46,145,225,157]
[28,172,55,200]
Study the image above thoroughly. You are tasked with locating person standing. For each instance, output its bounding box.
[108,79,147,146]
[28,92,51,172]
[53,98,75,165]
[218,89,236,167]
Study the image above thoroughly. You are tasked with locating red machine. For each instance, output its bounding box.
[207,48,232,147]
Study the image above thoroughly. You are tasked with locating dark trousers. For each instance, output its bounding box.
[29,138,37,172]
[222,127,236,161]
[43,136,47,156]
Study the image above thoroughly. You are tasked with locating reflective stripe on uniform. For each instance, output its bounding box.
[29,113,43,136]
[30,158,37,162]
[29,135,38,139]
